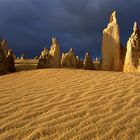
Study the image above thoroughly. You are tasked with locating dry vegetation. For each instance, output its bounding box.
[0,68,140,140]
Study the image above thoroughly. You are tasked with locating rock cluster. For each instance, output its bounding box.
[102,11,122,71]
[61,48,84,68]
[37,37,61,68]
[3,11,140,73]
[124,22,140,72]
[37,48,52,68]
[84,53,94,70]
[0,40,16,75]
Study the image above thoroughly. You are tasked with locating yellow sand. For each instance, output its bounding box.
[0,69,140,140]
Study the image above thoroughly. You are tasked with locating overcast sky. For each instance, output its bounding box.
[0,0,140,58]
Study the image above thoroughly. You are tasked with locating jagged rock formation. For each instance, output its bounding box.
[124,22,140,72]
[37,48,52,68]
[7,49,16,72]
[0,40,16,75]
[84,53,94,70]
[102,11,122,71]
[61,48,77,68]
[49,37,61,68]
[37,37,61,69]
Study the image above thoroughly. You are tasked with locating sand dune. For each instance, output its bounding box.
[0,69,140,140]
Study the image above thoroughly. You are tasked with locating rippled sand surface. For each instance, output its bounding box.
[0,69,140,140]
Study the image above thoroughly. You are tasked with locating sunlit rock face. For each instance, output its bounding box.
[84,52,94,70]
[49,37,61,68]
[0,40,16,75]
[61,48,77,68]
[124,22,140,72]
[102,11,122,71]
[37,48,52,68]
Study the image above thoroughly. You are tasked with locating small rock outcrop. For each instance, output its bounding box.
[61,48,77,68]
[0,43,7,75]
[34,56,39,60]
[84,52,94,70]
[1,40,8,55]
[37,48,52,68]
[124,22,140,72]
[75,56,84,68]
[7,49,16,72]
[102,11,122,71]
[0,40,16,75]
[20,53,24,60]
[49,37,61,68]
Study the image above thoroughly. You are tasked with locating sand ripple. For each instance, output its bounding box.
[0,69,140,140]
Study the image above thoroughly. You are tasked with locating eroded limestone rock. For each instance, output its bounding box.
[61,48,77,67]
[0,43,7,75]
[102,11,122,71]
[124,22,140,72]
[49,37,61,68]
[0,40,16,75]
[75,56,84,68]
[37,48,52,68]
[7,49,16,72]
[84,52,94,70]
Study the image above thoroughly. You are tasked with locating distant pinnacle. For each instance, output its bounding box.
[133,21,139,33]
[109,11,117,23]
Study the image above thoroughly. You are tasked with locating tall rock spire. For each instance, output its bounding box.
[123,22,140,72]
[49,37,61,68]
[102,11,122,71]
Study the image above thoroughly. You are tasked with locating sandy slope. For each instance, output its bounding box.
[0,69,140,140]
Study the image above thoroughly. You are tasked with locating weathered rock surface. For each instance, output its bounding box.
[49,37,61,68]
[84,52,94,70]
[61,48,77,68]
[124,22,140,72]
[75,56,84,68]
[1,40,8,55]
[0,40,16,75]
[7,49,16,72]
[37,48,52,68]
[102,11,122,71]
[0,43,7,75]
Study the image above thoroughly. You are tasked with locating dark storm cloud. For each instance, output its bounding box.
[0,0,140,58]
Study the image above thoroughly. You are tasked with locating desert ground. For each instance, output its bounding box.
[0,62,140,140]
